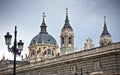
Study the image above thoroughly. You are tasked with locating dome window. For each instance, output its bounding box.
[44,49,54,56]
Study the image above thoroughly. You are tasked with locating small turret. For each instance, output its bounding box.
[60,8,74,55]
[100,16,112,46]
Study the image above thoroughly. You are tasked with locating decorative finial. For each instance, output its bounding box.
[66,8,68,16]
[104,16,106,23]
[41,12,46,24]
[42,12,46,19]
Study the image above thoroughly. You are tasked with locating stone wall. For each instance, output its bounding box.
[0,42,120,75]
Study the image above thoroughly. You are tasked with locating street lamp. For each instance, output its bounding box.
[4,26,24,75]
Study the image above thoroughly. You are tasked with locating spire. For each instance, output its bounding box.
[101,16,111,37]
[62,8,73,31]
[65,8,69,23]
[104,16,107,32]
[40,12,48,34]
[100,16,112,46]
[104,16,106,24]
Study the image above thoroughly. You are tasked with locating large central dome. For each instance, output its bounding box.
[30,33,57,46]
[30,13,57,46]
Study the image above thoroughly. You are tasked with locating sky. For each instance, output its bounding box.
[0,0,120,60]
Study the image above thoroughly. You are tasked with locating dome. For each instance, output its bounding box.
[30,12,57,46]
[30,33,57,46]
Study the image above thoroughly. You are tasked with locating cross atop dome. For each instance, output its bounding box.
[42,12,46,24]
[42,12,46,19]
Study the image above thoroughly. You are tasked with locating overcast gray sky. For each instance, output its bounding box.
[0,0,120,60]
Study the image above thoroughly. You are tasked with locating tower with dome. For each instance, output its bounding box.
[60,8,74,55]
[25,13,58,63]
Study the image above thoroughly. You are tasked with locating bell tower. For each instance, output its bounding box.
[60,8,74,55]
[100,16,112,46]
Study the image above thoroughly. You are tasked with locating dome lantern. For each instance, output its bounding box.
[40,12,48,34]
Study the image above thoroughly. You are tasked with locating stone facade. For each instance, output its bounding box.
[0,42,120,75]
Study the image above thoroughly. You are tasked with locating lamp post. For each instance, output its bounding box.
[4,26,24,75]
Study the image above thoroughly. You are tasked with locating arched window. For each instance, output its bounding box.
[37,48,41,54]
[52,51,54,56]
[62,37,64,44]
[69,37,72,44]
[48,49,51,55]
[44,49,54,56]
[32,49,35,55]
